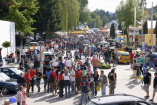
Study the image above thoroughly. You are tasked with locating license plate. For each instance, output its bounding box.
[125,58,129,59]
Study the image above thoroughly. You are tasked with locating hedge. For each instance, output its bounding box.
[98,61,111,69]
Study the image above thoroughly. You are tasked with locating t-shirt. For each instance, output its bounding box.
[129,53,134,59]
[52,62,59,67]
[36,72,42,80]
[104,52,108,57]
[108,72,117,81]
[63,73,70,80]
[66,60,72,67]
[30,70,35,78]
[100,75,107,84]
[93,74,99,82]
[144,72,151,84]
[70,70,75,81]
[153,77,157,88]
[19,62,24,70]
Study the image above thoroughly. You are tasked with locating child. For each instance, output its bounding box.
[22,83,28,105]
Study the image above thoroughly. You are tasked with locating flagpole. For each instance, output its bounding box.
[142,3,144,44]
[151,2,153,51]
[134,6,136,53]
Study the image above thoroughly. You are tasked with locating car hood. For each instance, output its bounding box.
[4,79,17,85]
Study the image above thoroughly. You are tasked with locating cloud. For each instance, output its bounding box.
[88,0,157,13]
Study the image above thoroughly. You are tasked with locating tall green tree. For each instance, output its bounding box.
[110,24,116,39]
[143,21,148,34]
[118,24,122,30]
[116,0,142,43]
[0,0,39,33]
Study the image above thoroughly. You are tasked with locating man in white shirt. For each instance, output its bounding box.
[52,60,58,67]
[65,58,72,68]
[54,44,59,51]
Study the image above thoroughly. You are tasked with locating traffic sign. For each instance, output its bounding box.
[136,57,145,64]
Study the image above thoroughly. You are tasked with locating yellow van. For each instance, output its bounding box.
[111,51,130,64]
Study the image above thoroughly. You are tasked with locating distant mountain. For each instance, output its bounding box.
[147,7,156,14]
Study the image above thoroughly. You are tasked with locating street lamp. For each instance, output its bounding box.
[121,22,125,44]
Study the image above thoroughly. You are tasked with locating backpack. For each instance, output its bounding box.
[49,73,54,83]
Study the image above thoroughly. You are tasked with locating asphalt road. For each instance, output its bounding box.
[0,53,157,105]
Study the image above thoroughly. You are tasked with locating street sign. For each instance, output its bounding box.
[136,57,145,64]
[142,42,146,53]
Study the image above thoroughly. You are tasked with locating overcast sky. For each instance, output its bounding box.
[88,0,157,13]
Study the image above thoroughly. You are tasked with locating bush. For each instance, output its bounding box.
[97,61,111,69]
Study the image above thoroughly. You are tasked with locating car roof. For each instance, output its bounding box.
[0,67,17,69]
[91,95,143,104]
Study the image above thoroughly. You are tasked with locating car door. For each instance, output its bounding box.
[2,69,15,78]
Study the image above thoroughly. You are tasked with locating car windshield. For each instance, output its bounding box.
[29,43,38,46]
[86,101,97,105]
[10,68,22,75]
[122,53,129,56]
[0,73,10,81]
[45,42,52,44]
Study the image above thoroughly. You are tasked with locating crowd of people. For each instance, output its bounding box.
[1,33,157,105]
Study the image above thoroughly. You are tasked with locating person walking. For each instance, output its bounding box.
[24,70,31,94]
[108,68,117,94]
[150,72,157,102]
[100,70,108,96]
[70,67,75,95]
[88,73,94,97]
[132,60,138,81]
[58,71,64,97]
[34,57,40,72]
[91,56,98,71]
[93,70,99,96]
[17,86,24,105]
[17,73,26,87]
[46,67,51,93]
[49,68,57,95]
[75,68,83,93]
[142,68,151,99]
[79,75,90,105]
[29,67,35,94]
[36,69,42,92]
[112,51,116,67]
[149,52,155,70]
[129,51,134,69]
[22,83,28,105]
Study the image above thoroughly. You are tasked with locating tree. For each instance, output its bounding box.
[143,21,148,34]
[155,21,157,38]
[110,24,116,39]
[2,41,11,54]
[116,0,142,43]
[79,8,91,24]
[102,15,109,23]
[0,0,39,33]
[118,24,122,30]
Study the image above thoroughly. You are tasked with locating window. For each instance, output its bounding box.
[2,69,13,75]
[86,101,97,105]
[122,53,129,56]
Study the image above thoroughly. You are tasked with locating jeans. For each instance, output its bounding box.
[90,85,94,96]
[93,66,97,71]
[65,85,71,97]
[43,78,47,88]
[79,53,81,60]
[80,92,88,105]
[36,79,41,92]
[17,57,20,63]
[30,79,35,92]
[149,61,155,69]
[85,53,87,58]
[101,84,106,96]
[71,81,75,92]
[110,81,115,94]
[47,79,50,92]
[94,82,98,96]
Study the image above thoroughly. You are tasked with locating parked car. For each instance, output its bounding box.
[44,41,52,47]
[0,73,18,95]
[145,53,157,66]
[29,42,39,50]
[0,67,24,79]
[86,94,156,105]
[110,51,130,64]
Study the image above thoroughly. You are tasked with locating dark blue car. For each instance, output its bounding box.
[0,73,18,95]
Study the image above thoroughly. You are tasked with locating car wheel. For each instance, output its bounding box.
[2,88,8,95]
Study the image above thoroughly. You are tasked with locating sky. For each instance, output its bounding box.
[88,0,157,13]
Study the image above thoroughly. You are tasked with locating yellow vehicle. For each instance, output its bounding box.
[111,51,130,64]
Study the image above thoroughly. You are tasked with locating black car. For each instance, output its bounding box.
[0,67,24,79]
[0,73,18,95]
[86,94,156,105]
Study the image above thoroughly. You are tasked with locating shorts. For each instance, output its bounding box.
[130,59,133,64]
[153,88,157,92]
[144,84,149,92]
[133,70,137,78]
